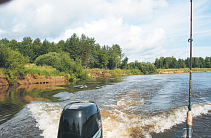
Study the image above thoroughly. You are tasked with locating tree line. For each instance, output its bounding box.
[0,33,126,82]
[154,56,211,69]
[0,33,211,83]
[0,34,123,70]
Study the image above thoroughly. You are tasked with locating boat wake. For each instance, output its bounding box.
[102,102,211,138]
[27,101,211,138]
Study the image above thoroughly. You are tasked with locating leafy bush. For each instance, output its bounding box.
[0,45,29,83]
[35,52,65,72]
[35,52,89,82]
[126,69,141,74]
[139,62,157,74]
[127,61,157,74]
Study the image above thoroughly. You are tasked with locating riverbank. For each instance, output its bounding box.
[0,74,68,86]
[1,68,211,86]
[88,68,141,78]
[89,68,211,78]
[0,68,138,86]
[158,68,211,74]
[0,64,68,86]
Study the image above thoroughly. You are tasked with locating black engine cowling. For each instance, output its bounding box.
[57,102,103,138]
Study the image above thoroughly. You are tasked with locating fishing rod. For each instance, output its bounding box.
[176,1,193,137]
[186,0,193,137]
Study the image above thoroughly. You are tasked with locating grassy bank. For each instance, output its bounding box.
[1,63,91,84]
[0,64,68,85]
[0,68,4,75]
[157,68,211,74]
[106,68,143,75]
[89,68,145,78]
[89,68,211,78]
[192,68,211,72]
[2,65,211,85]
[24,64,66,77]
[24,67,211,79]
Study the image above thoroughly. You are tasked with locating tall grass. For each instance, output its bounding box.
[157,68,211,73]
[124,69,142,75]
[90,68,143,76]
[0,68,4,75]
[192,68,211,72]
[24,64,65,77]
[157,68,190,73]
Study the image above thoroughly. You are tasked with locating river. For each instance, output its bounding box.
[0,72,211,138]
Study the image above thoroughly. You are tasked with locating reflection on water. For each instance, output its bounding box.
[0,77,123,125]
[0,85,50,125]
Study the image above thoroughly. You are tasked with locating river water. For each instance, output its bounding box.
[0,72,211,138]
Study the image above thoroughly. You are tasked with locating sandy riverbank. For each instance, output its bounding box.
[1,68,210,86]
[157,68,211,74]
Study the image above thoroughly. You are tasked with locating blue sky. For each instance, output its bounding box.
[0,0,210,62]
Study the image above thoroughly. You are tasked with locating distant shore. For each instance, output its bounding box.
[157,68,211,74]
[89,68,211,78]
[1,68,211,86]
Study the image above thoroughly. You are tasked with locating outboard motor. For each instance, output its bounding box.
[58,102,103,138]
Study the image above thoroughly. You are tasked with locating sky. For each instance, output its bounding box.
[0,0,211,63]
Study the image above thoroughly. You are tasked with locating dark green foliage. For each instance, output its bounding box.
[79,34,96,68]
[1,38,9,44]
[56,40,65,53]
[63,33,81,61]
[20,37,33,60]
[34,52,89,82]
[97,46,109,69]
[185,57,211,68]
[34,52,73,72]
[178,58,186,68]
[155,56,211,69]
[107,44,123,69]
[0,42,6,68]
[1,34,125,70]
[185,58,190,68]
[8,39,19,51]
[205,57,211,68]
[39,39,51,55]
[199,57,206,68]
[139,62,157,74]
[31,38,42,62]
[121,57,128,69]
[0,43,29,83]
[127,61,157,74]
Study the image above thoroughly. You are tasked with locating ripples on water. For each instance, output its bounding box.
[0,72,211,138]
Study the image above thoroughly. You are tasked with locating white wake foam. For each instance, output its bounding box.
[27,102,62,138]
[27,101,211,138]
[101,102,211,138]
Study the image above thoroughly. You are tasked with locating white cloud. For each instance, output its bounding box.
[54,17,167,62]
[0,0,210,62]
[35,4,54,26]
[145,28,166,48]
[193,46,211,58]
[99,0,168,20]
[0,29,5,34]
[12,22,27,33]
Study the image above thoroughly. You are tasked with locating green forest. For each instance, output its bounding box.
[0,33,211,83]
[154,56,211,69]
